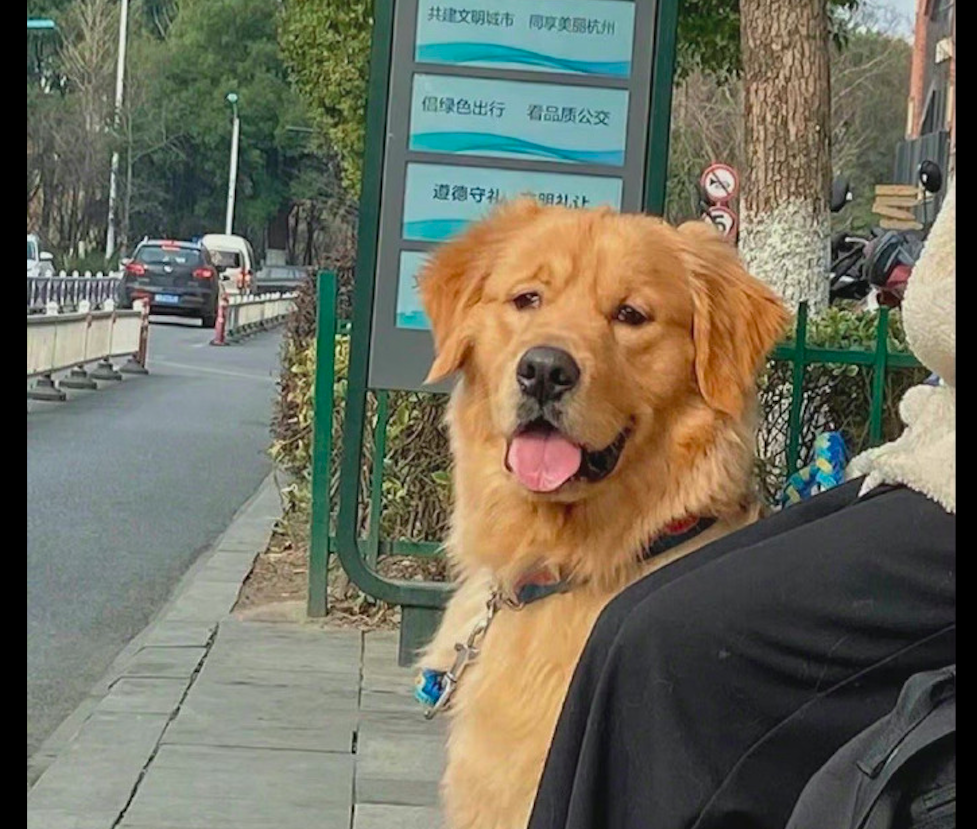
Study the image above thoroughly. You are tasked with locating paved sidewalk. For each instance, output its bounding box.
[27,476,445,829]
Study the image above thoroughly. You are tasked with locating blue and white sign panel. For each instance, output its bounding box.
[414,0,637,78]
[370,0,657,391]
[409,74,629,166]
[396,251,432,330]
[402,163,624,241]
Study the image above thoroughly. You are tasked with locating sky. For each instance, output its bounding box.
[884,0,917,20]
[878,0,916,39]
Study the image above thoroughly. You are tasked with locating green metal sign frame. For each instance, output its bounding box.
[315,0,680,661]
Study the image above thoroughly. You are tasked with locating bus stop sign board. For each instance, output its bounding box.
[368,0,662,392]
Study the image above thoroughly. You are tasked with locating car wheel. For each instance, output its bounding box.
[202,294,219,329]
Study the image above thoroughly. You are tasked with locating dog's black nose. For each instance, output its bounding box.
[516,346,580,403]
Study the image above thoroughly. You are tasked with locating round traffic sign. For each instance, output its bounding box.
[700,163,739,204]
[702,205,738,239]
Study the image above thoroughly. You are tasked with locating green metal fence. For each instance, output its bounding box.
[307,272,923,662]
[772,301,922,473]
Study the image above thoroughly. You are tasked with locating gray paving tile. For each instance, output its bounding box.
[360,689,422,714]
[121,646,206,679]
[358,710,447,737]
[354,778,442,809]
[362,668,418,694]
[353,803,444,829]
[141,621,215,648]
[31,605,450,828]
[197,663,361,693]
[164,677,357,752]
[28,711,168,818]
[217,523,275,551]
[27,810,115,829]
[363,630,400,659]
[121,744,353,828]
[219,618,361,650]
[162,580,244,623]
[121,820,349,829]
[99,678,188,715]
[362,648,415,673]
[355,714,446,807]
[362,632,422,696]
[192,552,258,584]
[356,634,446,815]
[212,539,264,553]
[204,627,361,676]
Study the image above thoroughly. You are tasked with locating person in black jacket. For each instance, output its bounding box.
[527,180,956,829]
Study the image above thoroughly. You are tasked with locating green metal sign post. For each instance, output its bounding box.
[320,0,680,664]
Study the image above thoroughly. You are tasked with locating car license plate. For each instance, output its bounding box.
[156,294,179,304]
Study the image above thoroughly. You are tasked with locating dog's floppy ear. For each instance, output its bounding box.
[419,197,543,384]
[679,220,790,418]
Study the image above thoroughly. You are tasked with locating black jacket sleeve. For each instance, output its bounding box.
[528,482,956,829]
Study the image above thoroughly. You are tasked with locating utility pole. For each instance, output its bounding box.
[105,0,129,262]
[225,92,240,235]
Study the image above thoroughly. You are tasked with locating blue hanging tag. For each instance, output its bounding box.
[414,668,446,708]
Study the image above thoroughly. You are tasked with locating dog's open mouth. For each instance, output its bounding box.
[504,419,631,493]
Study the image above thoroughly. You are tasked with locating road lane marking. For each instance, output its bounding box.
[149,360,276,382]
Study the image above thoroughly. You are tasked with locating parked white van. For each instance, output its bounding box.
[200,233,256,295]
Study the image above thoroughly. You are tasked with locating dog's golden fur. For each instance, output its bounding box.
[416,199,788,829]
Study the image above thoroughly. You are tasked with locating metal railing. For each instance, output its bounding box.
[224,292,297,341]
[28,274,121,314]
[772,302,921,473]
[307,273,923,661]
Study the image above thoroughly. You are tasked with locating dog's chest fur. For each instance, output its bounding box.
[440,586,610,829]
[434,515,745,829]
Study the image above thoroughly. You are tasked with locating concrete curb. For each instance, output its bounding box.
[28,471,282,791]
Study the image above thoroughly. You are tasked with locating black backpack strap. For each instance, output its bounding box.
[862,736,955,829]
[786,666,955,829]
[856,666,956,829]
[857,666,954,778]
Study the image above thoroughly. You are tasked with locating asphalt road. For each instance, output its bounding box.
[27,317,283,761]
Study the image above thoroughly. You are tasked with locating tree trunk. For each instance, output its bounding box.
[739,0,831,312]
[304,209,316,266]
[288,204,301,264]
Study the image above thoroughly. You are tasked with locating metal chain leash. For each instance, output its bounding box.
[423,587,522,719]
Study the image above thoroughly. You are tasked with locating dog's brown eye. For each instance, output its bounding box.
[512,291,541,311]
[613,304,649,326]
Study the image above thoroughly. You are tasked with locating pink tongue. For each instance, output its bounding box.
[506,432,583,492]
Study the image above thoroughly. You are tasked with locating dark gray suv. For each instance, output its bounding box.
[119,239,219,327]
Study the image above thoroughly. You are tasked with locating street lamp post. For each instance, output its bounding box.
[224,92,240,235]
[105,0,130,261]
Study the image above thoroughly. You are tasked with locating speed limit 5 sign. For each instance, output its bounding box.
[702,205,738,240]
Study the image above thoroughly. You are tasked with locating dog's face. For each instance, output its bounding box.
[419,199,788,504]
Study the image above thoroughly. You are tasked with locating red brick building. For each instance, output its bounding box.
[897,0,954,184]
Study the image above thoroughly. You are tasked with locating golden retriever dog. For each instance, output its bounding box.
[415,198,789,829]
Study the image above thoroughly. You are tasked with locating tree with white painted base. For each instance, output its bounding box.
[739,0,832,312]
